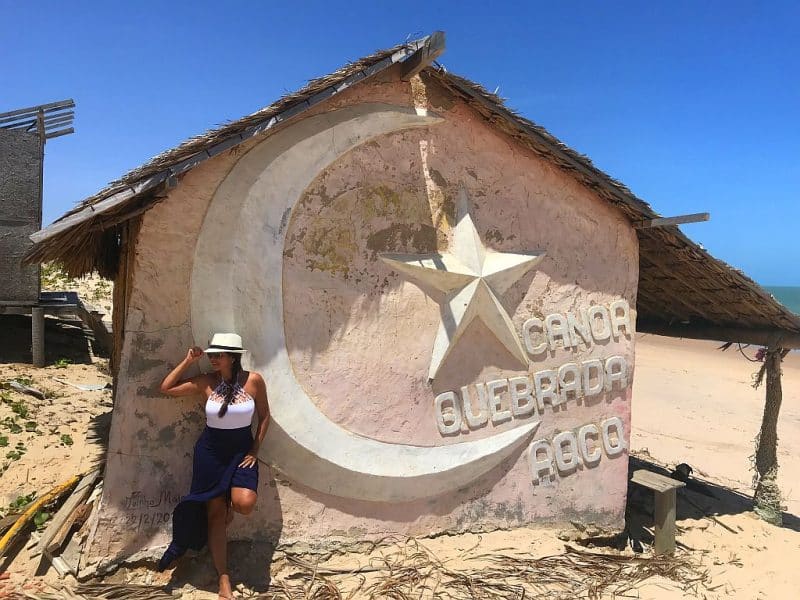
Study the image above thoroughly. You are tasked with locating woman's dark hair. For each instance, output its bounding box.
[218,353,242,418]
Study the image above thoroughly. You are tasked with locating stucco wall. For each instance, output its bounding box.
[86,65,638,566]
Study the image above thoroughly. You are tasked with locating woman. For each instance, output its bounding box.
[157,333,270,600]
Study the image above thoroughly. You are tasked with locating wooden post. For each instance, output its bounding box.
[654,490,678,555]
[36,109,45,302]
[753,347,787,525]
[31,306,45,367]
[631,470,685,555]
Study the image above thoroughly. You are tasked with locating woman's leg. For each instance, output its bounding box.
[230,487,257,515]
[207,496,232,599]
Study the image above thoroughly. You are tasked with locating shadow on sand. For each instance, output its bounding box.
[580,453,799,552]
[0,314,95,365]
[160,540,278,595]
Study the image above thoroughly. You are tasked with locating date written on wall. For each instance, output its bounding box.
[119,489,182,531]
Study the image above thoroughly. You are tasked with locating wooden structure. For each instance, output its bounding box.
[631,469,685,555]
[23,33,800,530]
[0,100,75,366]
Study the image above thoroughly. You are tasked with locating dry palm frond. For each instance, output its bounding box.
[261,540,710,600]
[15,541,710,600]
[17,582,174,600]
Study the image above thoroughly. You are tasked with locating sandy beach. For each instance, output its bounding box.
[632,333,800,516]
[1,307,799,598]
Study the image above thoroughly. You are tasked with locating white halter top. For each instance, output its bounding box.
[205,377,255,429]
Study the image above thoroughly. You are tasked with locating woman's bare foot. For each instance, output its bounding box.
[218,574,233,600]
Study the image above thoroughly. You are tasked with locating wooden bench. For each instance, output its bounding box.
[631,469,685,555]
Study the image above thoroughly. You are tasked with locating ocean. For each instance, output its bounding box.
[765,286,800,316]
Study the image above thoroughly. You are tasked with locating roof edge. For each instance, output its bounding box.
[638,320,800,350]
[29,33,444,247]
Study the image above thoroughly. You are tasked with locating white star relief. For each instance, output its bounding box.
[380,186,545,381]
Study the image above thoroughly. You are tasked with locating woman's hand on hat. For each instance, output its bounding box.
[185,346,204,364]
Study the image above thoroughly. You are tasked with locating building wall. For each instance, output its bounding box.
[86,65,638,567]
[0,129,41,304]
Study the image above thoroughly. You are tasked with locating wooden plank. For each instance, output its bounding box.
[635,212,710,229]
[45,127,74,140]
[631,469,685,493]
[41,115,74,131]
[45,502,88,556]
[37,470,100,555]
[41,110,74,123]
[401,31,446,80]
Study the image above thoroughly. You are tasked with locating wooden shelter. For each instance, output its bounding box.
[25,33,800,555]
[1,100,76,366]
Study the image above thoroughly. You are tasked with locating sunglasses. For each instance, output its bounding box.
[207,352,226,359]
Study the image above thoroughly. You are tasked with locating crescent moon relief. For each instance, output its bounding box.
[191,104,539,502]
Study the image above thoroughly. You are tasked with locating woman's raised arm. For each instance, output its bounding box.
[160,346,212,397]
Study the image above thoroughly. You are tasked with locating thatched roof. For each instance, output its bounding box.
[26,33,800,349]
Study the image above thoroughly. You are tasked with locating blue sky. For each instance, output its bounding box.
[2,1,798,284]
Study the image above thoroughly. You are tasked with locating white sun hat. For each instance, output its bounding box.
[204,333,246,354]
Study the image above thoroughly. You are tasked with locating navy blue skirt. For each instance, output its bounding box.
[158,426,258,571]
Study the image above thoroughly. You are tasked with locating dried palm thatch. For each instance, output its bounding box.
[25,32,800,347]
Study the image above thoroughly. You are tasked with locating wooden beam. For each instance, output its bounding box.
[636,320,800,349]
[635,212,710,229]
[45,127,74,140]
[0,99,74,120]
[401,31,445,81]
